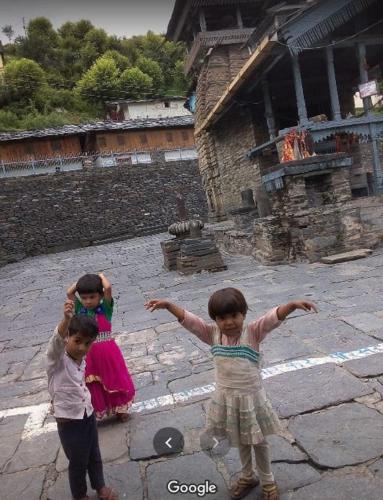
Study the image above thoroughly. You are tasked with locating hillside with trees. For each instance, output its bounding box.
[0,18,189,132]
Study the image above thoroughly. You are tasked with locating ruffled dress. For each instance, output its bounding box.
[75,298,135,419]
[207,325,281,446]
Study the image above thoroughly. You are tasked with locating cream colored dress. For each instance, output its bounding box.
[206,325,281,446]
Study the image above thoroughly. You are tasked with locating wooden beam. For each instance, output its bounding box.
[195,34,277,135]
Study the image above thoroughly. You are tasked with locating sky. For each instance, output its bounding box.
[0,0,175,43]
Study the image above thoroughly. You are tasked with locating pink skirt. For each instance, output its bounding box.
[85,339,135,419]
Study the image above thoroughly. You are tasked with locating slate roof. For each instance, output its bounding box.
[0,115,195,142]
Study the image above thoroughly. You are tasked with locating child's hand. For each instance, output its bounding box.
[291,300,318,313]
[145,299,169,312]
[277,300,318,321]
[63,299,74,319]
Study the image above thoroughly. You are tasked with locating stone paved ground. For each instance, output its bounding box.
[1,232,383,499]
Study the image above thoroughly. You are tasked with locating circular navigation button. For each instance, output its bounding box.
[200,430,230,457]
[153,427,184,456]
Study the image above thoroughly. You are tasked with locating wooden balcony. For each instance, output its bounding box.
[184,28,254,74]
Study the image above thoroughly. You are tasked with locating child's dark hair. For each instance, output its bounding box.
[76,274,103,295]
[68,315,99,339]
[208,288,248,320]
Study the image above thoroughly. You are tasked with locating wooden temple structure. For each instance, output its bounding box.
[167,0,383,263]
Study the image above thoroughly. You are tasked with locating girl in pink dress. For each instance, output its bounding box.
[67,273,135,421]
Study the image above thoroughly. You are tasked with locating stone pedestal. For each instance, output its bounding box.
[176,238,227,275]
[160,240,181,271]
[161,220,227,274]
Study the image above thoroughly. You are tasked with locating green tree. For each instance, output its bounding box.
[19,17,58,68]
[118,67,153,99]
[3,58,46,102]
[80,28,109,69]
[75,55,120,103]
[136,56,164,94]
[169,60,189,95]
[102,50,131,72]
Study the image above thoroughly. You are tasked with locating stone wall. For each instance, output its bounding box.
[353,194,383,247]
[252,203,368,264]
[0,160,207,265]
[212,107,262,214]
[195,44,251,221]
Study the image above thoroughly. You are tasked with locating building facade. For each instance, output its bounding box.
[167,0,383,263]
[0,115,197,175]
[105,98,191,121]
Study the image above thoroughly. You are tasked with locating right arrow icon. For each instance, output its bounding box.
[213,437,219,449]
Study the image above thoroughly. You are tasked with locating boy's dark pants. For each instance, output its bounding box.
[57,412,105,499]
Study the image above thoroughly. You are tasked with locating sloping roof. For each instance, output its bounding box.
[0,115,195,143]
[279,0,378,54]
[198,0,380,132]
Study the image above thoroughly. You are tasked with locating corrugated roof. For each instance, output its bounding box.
[0,115,195,143]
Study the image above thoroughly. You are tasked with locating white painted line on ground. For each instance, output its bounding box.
[1,342,382,440]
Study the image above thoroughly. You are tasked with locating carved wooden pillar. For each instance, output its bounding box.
[325,46,341,121]
[291,52,308,125]
[262,79,276,139]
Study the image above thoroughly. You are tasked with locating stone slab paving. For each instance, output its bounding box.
[344,352,383,377]
[288,471,383,500]
[289,403,383,467]
[1,234,383,498]
[265,363,372,418]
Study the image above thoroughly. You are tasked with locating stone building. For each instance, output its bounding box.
[167,0,383,263]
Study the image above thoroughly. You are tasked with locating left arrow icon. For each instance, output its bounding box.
[165,438,172,448]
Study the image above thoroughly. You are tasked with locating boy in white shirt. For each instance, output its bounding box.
[47,299,118,500]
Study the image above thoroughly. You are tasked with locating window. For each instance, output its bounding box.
[164,148,198,162]
[181,130,189,141]
[117,135,125,146]
[180,148,198,160]
[164,101,170,108]
[131,153,152,164]
[51,140,62,152]
[166,131,173,142]
[98,136,107,147]
[139,133,148,144]
[164,150,181,162]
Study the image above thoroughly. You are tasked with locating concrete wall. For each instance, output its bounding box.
[0,160,207,266]
[123,100,191,119]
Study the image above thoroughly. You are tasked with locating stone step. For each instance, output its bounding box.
[320,248,372,264]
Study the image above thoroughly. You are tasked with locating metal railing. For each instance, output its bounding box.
[0,148,199,178]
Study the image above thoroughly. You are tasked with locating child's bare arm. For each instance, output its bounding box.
[99,272,112,304]
[145,299,215,345]
[277,300,317,321]
[145,299,185,321]
[57,299,74,338]
[66,282,77,301]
